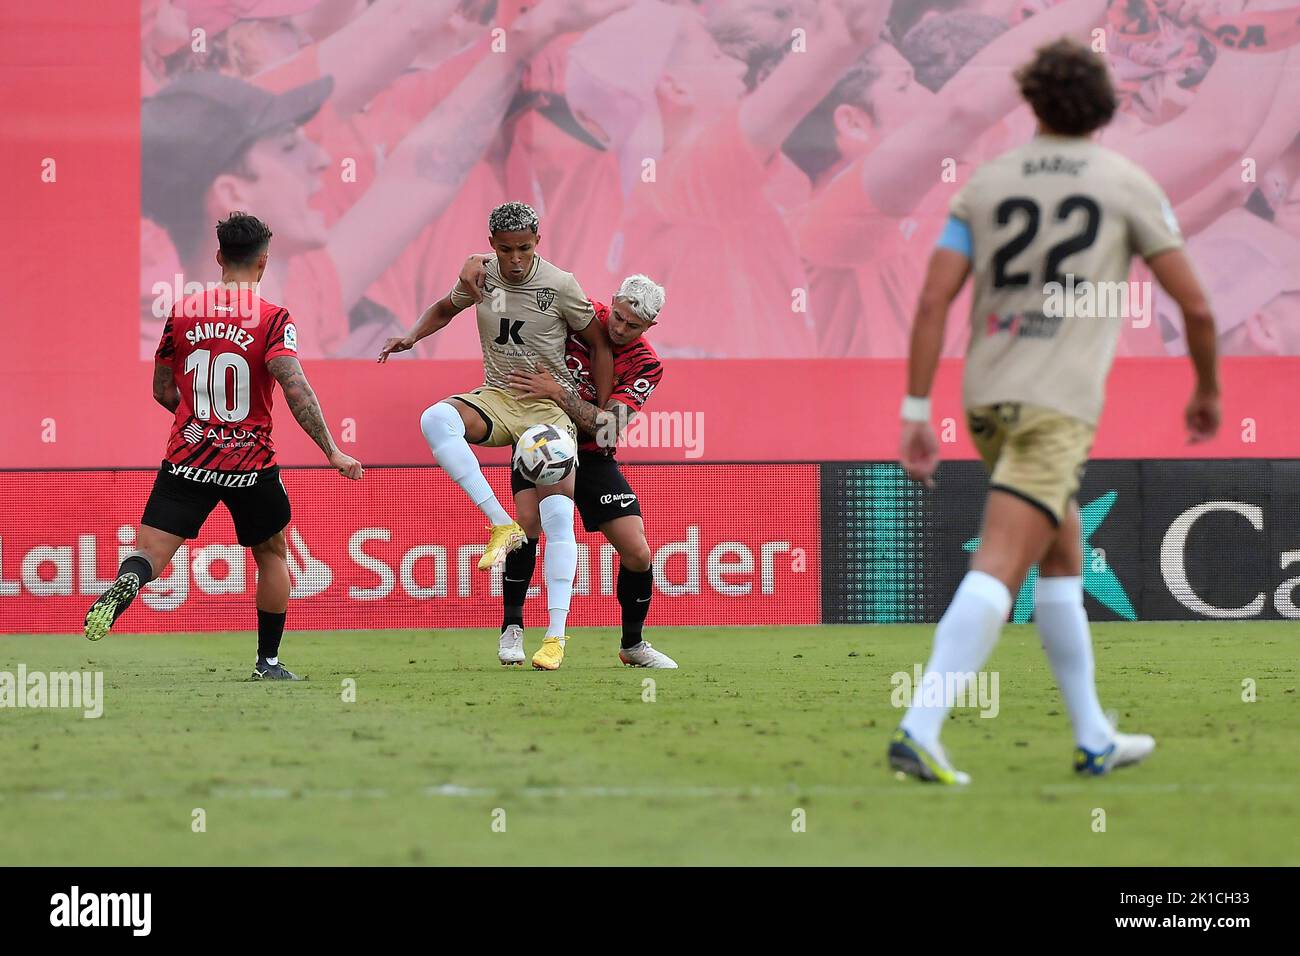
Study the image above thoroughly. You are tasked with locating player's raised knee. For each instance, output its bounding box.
[420,401,460,437]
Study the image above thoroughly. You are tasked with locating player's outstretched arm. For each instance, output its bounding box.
[377,293,469,362]
[862,0,1109,217]
[1172,45,1300,236]
[326,0,631,313]
[739,0,886,162]
[1109,43,1289,208]
[900,246,971,489]
[267,356,364,479]
[1145,248,1220,443]
[152,363,179,413]
[310,0,463,117]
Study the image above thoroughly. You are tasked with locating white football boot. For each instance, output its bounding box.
[498,625,526,666]
[1075,711,1155,775]
[618,641,678,669]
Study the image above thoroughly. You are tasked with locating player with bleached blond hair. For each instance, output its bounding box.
[379,201,614,672]
[459,259,676,669]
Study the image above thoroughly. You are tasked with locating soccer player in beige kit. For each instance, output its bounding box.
[891,40,1221,784]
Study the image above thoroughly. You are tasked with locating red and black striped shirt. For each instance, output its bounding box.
[155,287,300,472]
[565,302,663,456]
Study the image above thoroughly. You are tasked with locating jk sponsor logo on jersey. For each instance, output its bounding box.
[50,886,151,936]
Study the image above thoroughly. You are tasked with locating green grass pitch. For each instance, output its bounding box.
[1,622,1296,865]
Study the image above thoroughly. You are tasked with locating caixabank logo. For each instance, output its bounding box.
[962,490,1137,623]
[1139,460,1300,620]
[822,462,1143,624]
[823,460,1300,623]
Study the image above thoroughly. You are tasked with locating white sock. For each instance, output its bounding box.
[900,570,1011,750]
[420,403,510,526]
[539,495,577,639]
[1035,576,1114,753]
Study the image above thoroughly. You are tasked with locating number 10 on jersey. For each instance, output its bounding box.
[185,348,251,423]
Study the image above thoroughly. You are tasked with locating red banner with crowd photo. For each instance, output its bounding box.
[0,465,821,634]
[6,1,1300,474]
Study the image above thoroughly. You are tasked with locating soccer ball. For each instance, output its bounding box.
[513,423,577,486]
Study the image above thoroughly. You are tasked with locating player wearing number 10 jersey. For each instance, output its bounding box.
[889,40,1221,784]
[83,213,363,680]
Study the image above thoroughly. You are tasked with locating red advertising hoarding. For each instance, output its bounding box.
[0,465,820,634]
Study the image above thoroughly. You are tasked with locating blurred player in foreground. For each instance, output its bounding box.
[378,202,613,670]
[460,257,675,669]
[84,213,363,678]
[891,40,1220,783]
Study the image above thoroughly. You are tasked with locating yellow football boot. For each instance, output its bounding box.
[531,635,567,671]
[478,521,525,571]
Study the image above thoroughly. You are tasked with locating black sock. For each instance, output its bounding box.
[111,554,154,623]
[617,565,653,649]
[501,538,538,630]
[257,609,287,661]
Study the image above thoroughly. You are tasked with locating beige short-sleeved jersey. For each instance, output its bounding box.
[951,135,1183,425]
[449,254,594,392]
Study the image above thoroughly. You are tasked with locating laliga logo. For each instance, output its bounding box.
[0,527,332,607]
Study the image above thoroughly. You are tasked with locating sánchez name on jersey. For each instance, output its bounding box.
[155,287,300,473]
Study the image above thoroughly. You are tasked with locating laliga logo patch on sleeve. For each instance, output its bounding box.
[283,322,298,352]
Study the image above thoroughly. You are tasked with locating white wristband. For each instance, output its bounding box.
[900,395,931,423]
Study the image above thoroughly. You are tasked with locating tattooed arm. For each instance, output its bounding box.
[560,392,635,451]
[507,366,634,451]
[152,363,180,413]
[267,356,364,479]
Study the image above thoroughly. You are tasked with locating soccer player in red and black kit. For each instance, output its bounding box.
[83,213,363,679]
[459,262,677,668]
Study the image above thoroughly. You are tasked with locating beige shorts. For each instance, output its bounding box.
[450,386,576,449]
[966,402,1095,525]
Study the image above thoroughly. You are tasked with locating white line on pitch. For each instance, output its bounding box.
[1,781,1295,802]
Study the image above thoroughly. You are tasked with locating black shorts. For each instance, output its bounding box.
[511,451,641,533]
[141,461,291,547]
